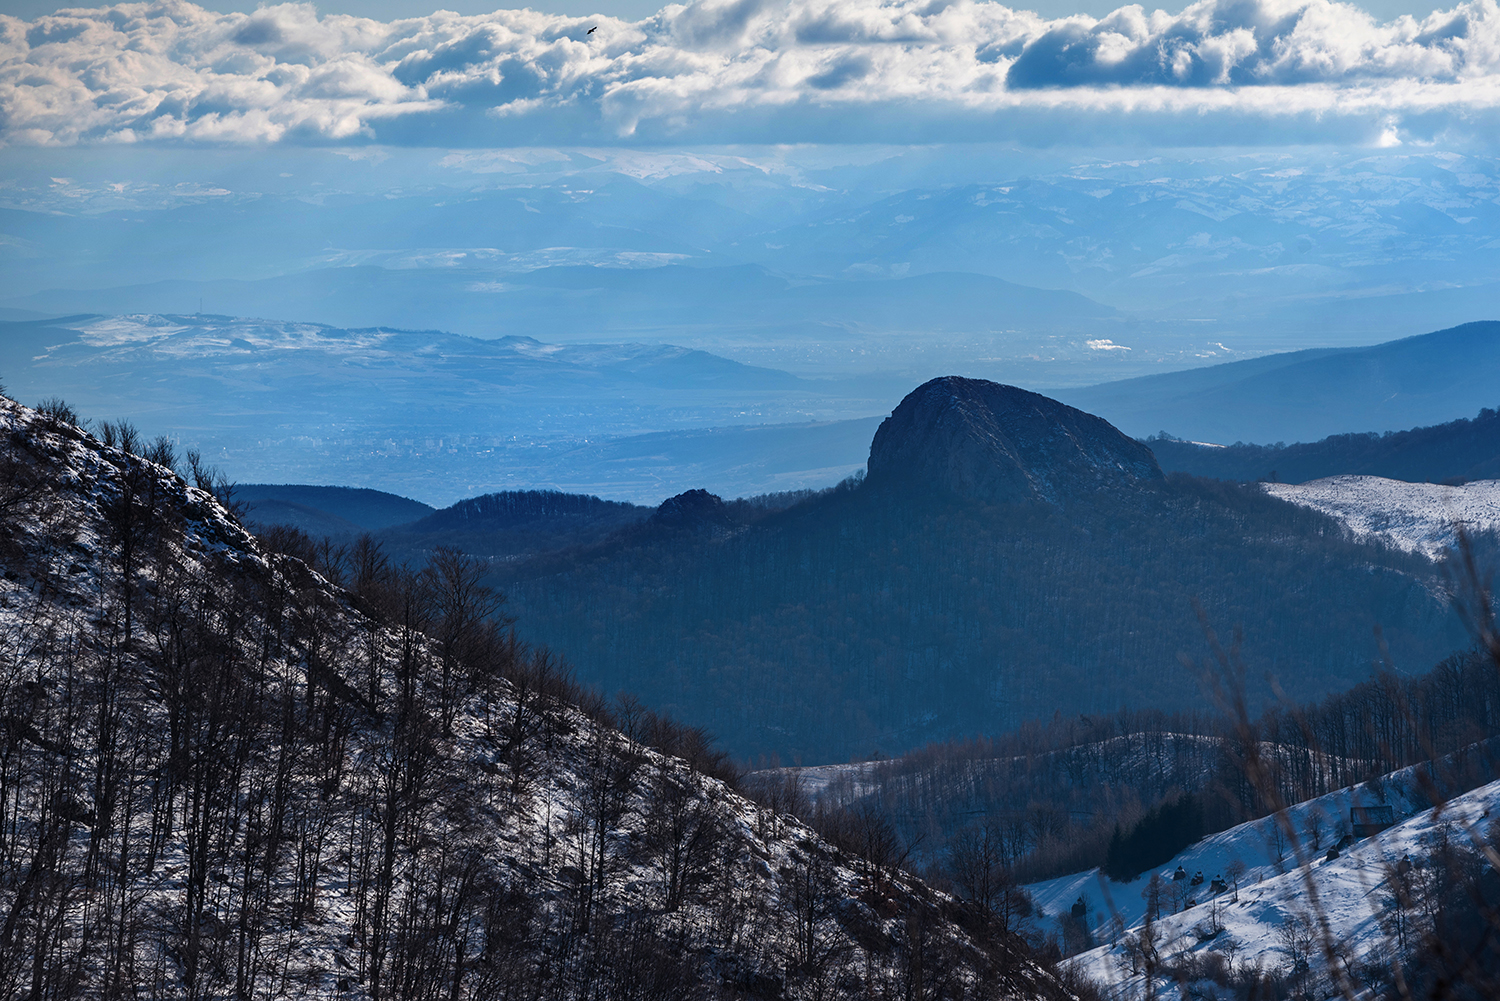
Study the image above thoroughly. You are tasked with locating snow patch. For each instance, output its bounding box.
[1265,475,1500,557]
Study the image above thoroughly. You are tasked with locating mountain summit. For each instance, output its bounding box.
[867,376,1164,504]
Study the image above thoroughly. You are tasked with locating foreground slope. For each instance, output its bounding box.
[0,396,1066,1000]
[1031,749,1500,999]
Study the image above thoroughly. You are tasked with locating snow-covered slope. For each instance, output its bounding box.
[0,395,1067,1000]
[1265,475,1500,557]
[1028,752,1500,998]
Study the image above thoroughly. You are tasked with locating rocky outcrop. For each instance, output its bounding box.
[866,376,1163,504]
[652,488,735,528]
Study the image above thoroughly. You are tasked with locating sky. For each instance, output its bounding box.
[2,0,1460,24]
[3,0,1498,150]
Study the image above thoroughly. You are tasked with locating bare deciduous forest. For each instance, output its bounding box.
[0,394,1075,1001]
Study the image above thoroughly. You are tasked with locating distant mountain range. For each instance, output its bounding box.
[1,264,1125,381]
[9,151,1496,373]
[1061,321,1500,443]
[0,313,894,503]
[0,311,812,416]
[10,313,1500,507]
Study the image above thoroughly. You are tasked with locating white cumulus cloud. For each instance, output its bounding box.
[2,0,1499,147]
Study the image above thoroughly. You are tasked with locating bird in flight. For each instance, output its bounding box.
[587,25,597,33]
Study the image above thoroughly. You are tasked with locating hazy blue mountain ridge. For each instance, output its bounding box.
[0,312,891,504]
[1062,321,1500,443]
[236,484,436,532]
[3,264,1121,378]
[9,151,1496,370]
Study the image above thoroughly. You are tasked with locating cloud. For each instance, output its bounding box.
[2,0,1499,147]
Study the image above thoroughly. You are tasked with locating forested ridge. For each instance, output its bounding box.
[0,395,1074,1001]
[1146,403,1500,484]
[378,490,652,560]
[824,641,1500,883]
[500,474,1464,763]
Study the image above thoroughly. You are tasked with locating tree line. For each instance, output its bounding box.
[1146,402,1500,484]
[833,637,1500,890]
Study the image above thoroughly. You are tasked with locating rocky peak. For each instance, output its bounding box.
[866,376,1163,505]
[652,488,734,528]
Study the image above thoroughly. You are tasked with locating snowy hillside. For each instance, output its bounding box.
[1028,751,1500,999]
[1264,475,1500,557]
[0,395,1067,1000]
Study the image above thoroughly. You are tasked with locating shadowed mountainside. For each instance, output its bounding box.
[237,483,436,532]
[381,489,652,558]
[495,378,1463,762]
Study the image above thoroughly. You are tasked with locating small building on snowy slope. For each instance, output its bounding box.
[1351,805,1395,837]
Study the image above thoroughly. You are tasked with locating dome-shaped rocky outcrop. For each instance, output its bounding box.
[866,376,1163,504]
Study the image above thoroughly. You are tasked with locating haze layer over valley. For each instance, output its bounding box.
[9,146,1498,383]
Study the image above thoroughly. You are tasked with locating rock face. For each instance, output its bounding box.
[866,376,1164,504]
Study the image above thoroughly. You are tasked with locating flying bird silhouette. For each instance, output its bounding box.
[587,25,597,33]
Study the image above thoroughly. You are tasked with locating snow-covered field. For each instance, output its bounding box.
[1029,757,1500,999]
[1265,475,1500,557]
